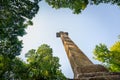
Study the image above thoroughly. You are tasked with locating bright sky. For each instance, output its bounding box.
[19,1,120,78]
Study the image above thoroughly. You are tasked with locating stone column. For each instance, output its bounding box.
[57,31,108,79]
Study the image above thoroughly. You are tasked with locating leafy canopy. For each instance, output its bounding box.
[45,0,120,14]
[93,40,120,72]
[0,0,40,79]
[25,44,66,80]
[0,0,40,58]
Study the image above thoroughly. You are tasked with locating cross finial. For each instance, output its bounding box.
[56,31,68,37]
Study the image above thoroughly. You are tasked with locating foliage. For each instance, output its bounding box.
[0,55,11,79]
[0,57,28,80]
[45,0,120,14]
[45,0,88,14]
[93,41,120,72]
[12,58,28,80]
[1,44,66,80]
[91,0,120,5]
[26,44,66,80]
[0,0,40,59]
[0,0,40,79]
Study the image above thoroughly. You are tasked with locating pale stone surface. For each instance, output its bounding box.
[57,31,120,79]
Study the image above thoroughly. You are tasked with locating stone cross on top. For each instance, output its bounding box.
[56,31,111,79]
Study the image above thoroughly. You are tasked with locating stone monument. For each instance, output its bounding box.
[57,31,120,80]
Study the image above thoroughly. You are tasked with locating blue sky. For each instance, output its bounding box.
[19,1,120,78]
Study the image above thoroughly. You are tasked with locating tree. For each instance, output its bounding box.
[45,0,120,14]
[45,0,88,14]
[0,57,28,80]
[0,55,11,79]
[93,40,120,72]
[12,58,28,80]
[91,0,120,5]
[0,0,40,59]
[0,0,40,79]
[25,44,66,80]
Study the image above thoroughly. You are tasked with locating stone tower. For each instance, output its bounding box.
[57,31,120,80]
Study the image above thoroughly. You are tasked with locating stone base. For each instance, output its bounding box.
[76,64,108,73]
[75,72,120,80]
[72,64,120,80]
